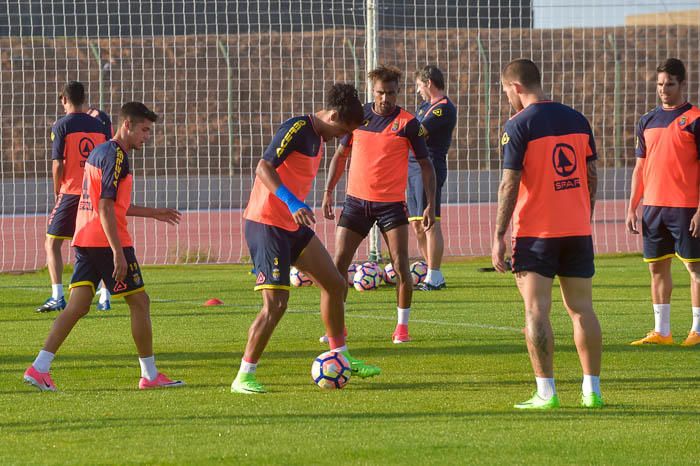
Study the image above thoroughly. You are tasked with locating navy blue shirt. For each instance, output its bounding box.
[263,115,321,168]
[409,96,456,174]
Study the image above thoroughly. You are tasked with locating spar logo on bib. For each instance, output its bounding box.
[552,143,580,192]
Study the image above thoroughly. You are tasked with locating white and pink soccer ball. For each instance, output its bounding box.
[410,261,428,286]
[361,262,383,285]
[290,266,313,287]
[311,351,351,389]
[383,263,397,285]
[353,264,380,291]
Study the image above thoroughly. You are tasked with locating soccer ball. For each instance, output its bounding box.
[410,261,428,285]
[346,263,358,285]
[290,266,313,287]
[353,265,380,291]
[362,261,383,284]
[311,351,351,389]
[383,263,397,285]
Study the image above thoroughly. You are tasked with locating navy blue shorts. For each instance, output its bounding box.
[512,236,595,279]
[70,246,145,297]
[47,194,80,239]
[407,157,446,220]
[642,206,700,262]
[338,195,408,237]
[245,219,315,291]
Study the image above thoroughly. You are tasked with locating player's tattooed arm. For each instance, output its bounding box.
[494,169,521,237]
[587,159,598,220]
[491,169,521,272]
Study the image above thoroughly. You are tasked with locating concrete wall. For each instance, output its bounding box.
[4,167,632,215]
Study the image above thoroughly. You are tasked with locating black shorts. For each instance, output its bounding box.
[47,193,80,239]
[70,246,145,297]
[245,219,315,291]
[643,206,700,262]
[512,236,595,279]
[338,195,409,237]
[407,157,446,220]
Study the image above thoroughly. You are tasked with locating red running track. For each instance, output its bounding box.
[1,199,641,272]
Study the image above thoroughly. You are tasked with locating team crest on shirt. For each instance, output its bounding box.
[256,272,266,285]
[418,125,426,137]
[501,132,510,145]
[679,116,687,127]
[432,108,443,117]
[391,120,400,131]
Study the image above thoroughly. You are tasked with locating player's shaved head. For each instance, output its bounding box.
[326,83,363,125]
[369,65,402,85]
[502,59,541,89]
[657,58,686,83]
[120,102,158,123]
[60,81,85,106]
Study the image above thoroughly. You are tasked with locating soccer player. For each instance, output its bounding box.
[627,58,700,347]
[322,65,436,344]
[492,59,603,409]
[408,66,457,290]
[38,81,114,313]
[23,102,184,391]
[231,83,381,395]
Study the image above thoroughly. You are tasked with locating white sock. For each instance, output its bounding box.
[535,377,556,400]
[331,345,348,353]
[99,286,110,304]
[397,307,410,325]
[427,269,444,284]
[139,355,158,381]
[239,359,257,374]
[653,303,671,336]
[692,307,700,333]
[582,374,601,396]
[51,284,63,300]
[33,350,55,373]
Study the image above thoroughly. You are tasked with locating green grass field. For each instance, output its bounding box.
[1,255,699,465]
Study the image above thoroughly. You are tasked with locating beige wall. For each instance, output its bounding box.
[626,9,700,26]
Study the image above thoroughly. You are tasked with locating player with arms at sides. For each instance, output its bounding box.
[38,81,114,313]
[491,59,603,409]
[24,102,184,391]
[322,65,436,344]
[627,58,700,347]
[408,65,457,291]
[231,83,381,395]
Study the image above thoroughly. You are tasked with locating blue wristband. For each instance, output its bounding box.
[275,185,309,214]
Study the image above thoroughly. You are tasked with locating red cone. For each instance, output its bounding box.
[204,298,224,306]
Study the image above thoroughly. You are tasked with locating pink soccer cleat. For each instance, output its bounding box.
[23,365,57,392]
[138,372,185,390]
[392,324,411,344]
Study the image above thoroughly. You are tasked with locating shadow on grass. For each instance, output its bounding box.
[3,407,700,434]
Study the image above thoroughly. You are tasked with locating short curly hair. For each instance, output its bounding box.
[368,65,402,85]
[326,83,364,125]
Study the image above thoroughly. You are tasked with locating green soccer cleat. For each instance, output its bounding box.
[231,373,267,394]
[341,351,381,379]
[581,392,604,408]
[514,392,561,410]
